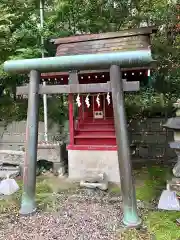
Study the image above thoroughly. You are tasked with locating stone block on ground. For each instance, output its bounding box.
[80,172,108,191]
[173,160,180,177]
[0,165,20,179]
[0,150,24,165]
[167,179,180,193]
[53,162,66,177]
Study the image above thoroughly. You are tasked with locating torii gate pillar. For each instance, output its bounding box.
[110,65,141,227]
[19,70,40,215]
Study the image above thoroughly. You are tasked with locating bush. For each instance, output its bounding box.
[125,88,175,120]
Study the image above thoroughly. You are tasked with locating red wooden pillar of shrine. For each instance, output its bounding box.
[68,93,74,145]
[68,71,79,146]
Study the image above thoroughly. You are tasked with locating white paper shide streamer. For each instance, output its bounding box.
[106,92,110,105]
[76,94,81,107]
[96,93,100,108]
[85,94,90,108]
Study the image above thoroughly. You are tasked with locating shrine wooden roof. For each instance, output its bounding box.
[42,26,157,78]
[52,26,157,57]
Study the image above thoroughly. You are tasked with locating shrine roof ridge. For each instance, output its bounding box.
[51,26,157,45]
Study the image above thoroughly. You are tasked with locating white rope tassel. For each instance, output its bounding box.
[85,94,90,108]
[76,94,81,107]
[96,93,100,108]
[106,92,110,105]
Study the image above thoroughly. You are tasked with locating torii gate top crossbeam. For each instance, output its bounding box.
[4,49,154,74]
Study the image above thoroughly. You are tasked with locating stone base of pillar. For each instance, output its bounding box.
[19,193,37,216]
[122,215,142,228]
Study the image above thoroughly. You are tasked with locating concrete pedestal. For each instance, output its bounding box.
[68,149,120,183]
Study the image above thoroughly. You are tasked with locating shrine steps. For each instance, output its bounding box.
[74,118,116,146]
[76,128,115,132]
[80,119,114,125]
[74,139,116,145]
[75,132,115,137]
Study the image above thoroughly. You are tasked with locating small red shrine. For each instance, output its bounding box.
[42,70,148,148]
[40,27,156,182]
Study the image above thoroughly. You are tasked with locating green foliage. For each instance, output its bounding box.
[108,183,121,194]
[125,88,175,119]
[146,211,180,240]
[0,98,28,122]
[120,209,180,240]
[0,0,179,123]
[135,166,170,202]
[119,228,152,240]
[0,177,53,214]
[46,95,68,126]
[136,181,156,202]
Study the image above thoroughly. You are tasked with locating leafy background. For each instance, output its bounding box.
[0,0,179,124]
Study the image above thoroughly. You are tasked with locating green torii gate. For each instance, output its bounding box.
[4,49,154,228]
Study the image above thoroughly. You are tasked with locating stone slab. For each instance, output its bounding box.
[167,182,180,193]
[0,143,67,166]
[0,168,20,179]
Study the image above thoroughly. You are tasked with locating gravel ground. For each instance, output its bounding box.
[0,190,124,240]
